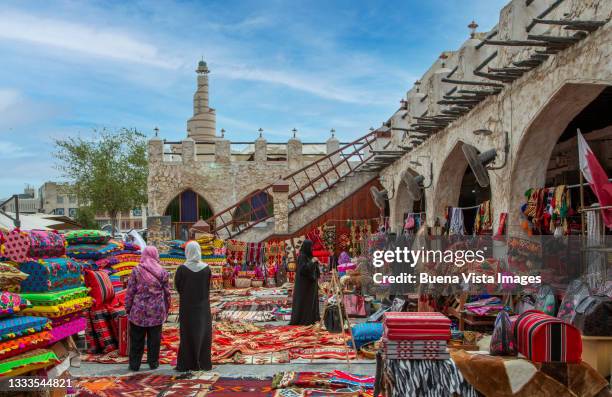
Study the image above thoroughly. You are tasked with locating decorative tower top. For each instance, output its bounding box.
[187,59,217,141]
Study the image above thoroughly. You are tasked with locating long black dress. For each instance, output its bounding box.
[174,265,212,371]
[289,255,320,325]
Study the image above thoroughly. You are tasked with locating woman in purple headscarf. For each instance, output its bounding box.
[125,245,171,371]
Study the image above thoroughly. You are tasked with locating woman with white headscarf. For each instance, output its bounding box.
[174,240,212,371]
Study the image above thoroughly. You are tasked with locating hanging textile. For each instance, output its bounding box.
[474,200,493,235]
[449,208,464,235]
[586,207,606,290]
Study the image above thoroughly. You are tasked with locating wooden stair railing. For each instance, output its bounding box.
[204,129,382,239]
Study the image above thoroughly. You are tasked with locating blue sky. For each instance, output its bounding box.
[0,0,507,197]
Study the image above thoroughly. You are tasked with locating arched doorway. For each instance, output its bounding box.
[232,191,273,230]
[164,189,214,240]
[392,169,426,233]
[434,141,492,235]
[508,83,611,234]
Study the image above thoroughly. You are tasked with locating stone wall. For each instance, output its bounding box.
[380,0,612,233]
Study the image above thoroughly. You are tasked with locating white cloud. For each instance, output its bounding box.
[0,141,32,158]
[0,89,22,112]
[217,64,389,105]
[0,10,181,69]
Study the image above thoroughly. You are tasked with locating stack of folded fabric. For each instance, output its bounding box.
[83,269,121,354]
[17,257,91,348]
[160,240,186,276]
[0,293,52,361]
[382,312,451,360]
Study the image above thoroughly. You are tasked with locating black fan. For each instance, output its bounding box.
[462,143,497,187]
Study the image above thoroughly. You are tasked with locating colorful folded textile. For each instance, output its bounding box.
[19,258,83,292]
[383,324,450,341]
[0,262,28,292]
[20,296,93,318]
[383,312,451,328]
[19,287,90,306]
[330,370,375,389]
[48,317,87,344]
[0,292,29,318]
[351,323,383,349]
[3,229,66,262]
[64,230,111,245]
[383,340,447,349]
[0,316,50,341]
[0,348,59,377]
[66,241,123,260]
[0,330,52,360]
[86,307,117,354]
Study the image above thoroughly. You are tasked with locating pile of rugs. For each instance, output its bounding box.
[210,287,290,323]
[0,229,84,381]
[382,312,450,360]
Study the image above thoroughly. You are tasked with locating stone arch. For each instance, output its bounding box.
[432,138,497,233]
[390,168,426,233]
[163,188,215,239]
[507,82,608,234]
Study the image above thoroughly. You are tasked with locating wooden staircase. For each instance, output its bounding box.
[204,129,407,240]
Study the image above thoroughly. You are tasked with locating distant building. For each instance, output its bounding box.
[38,182,78,217]
[95,205,148,232]
[0,186,39,214]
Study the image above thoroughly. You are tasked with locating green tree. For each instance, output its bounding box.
[55,128,148,236]
[74,206,99,230]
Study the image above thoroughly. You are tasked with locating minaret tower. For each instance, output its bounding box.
[187,59,216,141]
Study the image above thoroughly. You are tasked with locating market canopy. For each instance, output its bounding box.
[0,212,82,232]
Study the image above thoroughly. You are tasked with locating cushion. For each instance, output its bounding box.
[0,263,28,292]
[0,348,59,377]
[19,287,90,306]
[66,241,122,260]
[27,230,66,258]
[514,310,582,363]
[19,258,83,293]
[64,230,110,245]
[3,230,31,263]
[351,322,383,349]
[48,317,87,345]
[20,296,93,318]
[0,292,29,318]
[84,270,115,308]
[0,330,52,361]
[0,316,50,341]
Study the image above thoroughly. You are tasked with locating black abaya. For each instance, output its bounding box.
[174,265,212,371]
[289,255,320,325]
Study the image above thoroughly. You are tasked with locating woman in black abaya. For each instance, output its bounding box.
[289,239,321,325]
[175,241,212,371]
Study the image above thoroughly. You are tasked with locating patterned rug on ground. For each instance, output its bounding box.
[207,377,273,396]
[81,323,352,365]
[73,371,218,397]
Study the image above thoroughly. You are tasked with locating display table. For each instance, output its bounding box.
[581,335,612,378]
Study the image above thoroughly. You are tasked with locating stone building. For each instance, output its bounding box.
[147,60,344,239]
[149,0,611,242]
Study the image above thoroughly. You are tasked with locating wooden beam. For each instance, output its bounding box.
[474,70,515,82]
[474,51,498,72]
[532,19,607,32]
[475,30,498,50]
[441,78,504,88]
[527,34,581,44]
[526,0,565,32]
[482,39,549,47]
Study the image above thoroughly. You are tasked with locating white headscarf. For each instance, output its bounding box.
[183,241,208,272]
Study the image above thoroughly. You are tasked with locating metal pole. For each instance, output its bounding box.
[14,195,21,228]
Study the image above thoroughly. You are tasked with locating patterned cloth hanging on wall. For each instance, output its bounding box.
[321,225,336,253]
[225,240,247,266]
[521,186,571,235]
[474,200,493,235]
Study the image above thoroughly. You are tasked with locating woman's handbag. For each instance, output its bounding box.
[343,294,367,317]
[323,304,343,333]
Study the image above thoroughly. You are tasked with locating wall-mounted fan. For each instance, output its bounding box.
[401,171,424,201]
[369,186,388,211]
[462,143,497,187]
